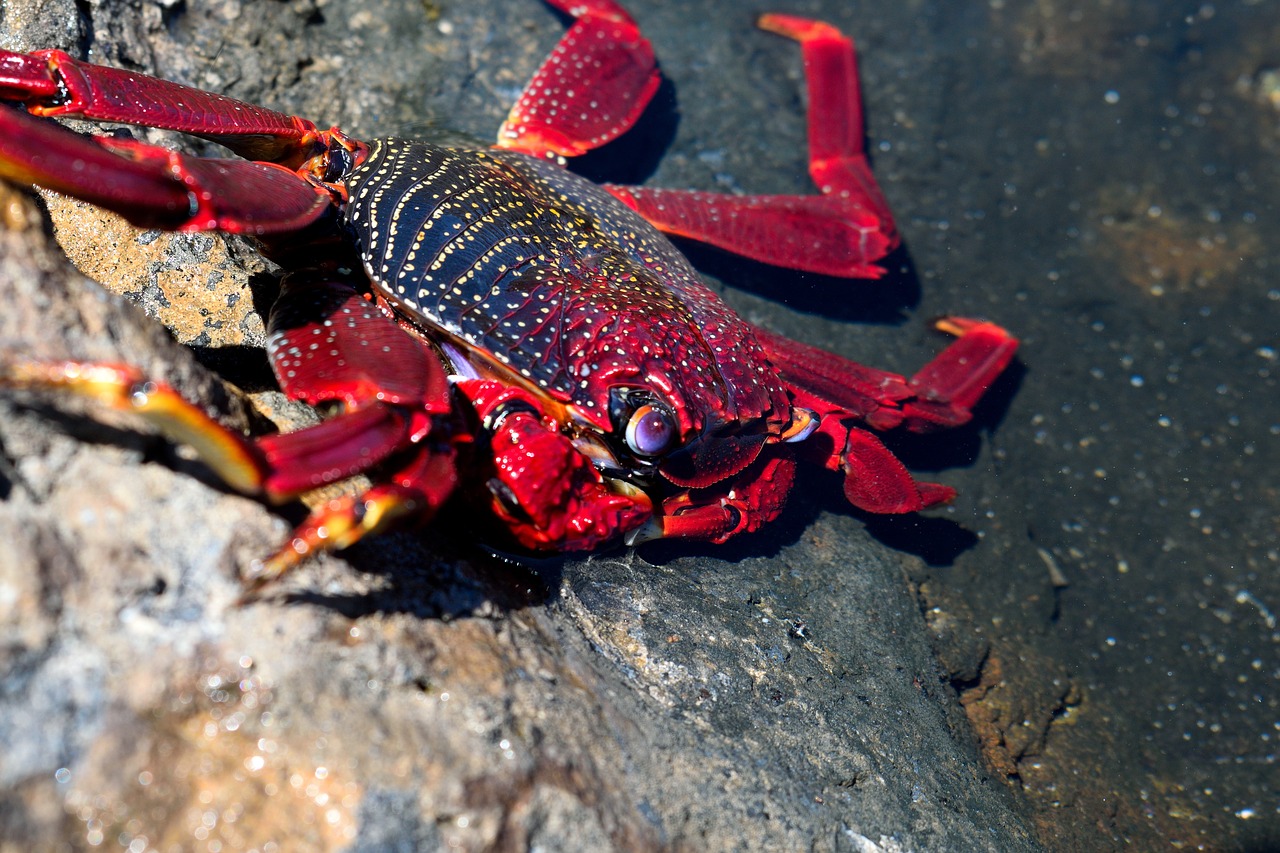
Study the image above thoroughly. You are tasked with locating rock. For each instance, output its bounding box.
[0,2,1037,850]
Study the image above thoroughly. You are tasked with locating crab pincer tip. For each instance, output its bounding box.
[756,14,838,44]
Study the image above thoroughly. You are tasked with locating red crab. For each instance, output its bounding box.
[0,0,1016,587]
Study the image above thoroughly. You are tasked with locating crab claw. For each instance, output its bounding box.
[457,379,653,551]
[489,412,653,550]
[641,450,797,545]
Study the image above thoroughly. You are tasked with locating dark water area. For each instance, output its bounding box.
[660,0,1280,847]
[608,0,1278,848]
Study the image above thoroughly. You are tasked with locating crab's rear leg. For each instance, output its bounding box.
[605,15,898,278]
[2,276,460,587]
[494,0,660,158]
[758,318,1018,513]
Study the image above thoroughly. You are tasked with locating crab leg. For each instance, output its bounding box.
[0,106,331,233]
[757,318,1018,513]
[0,359,269,495]
[243,274,460,582]
[604,15,898,278]
[0,48,319,163]
[242,447,459,592]
[1,356,450,586]
[495,0,660,158]
[1,276,461,586]
[899,317,1020,431]
[758,318,1017,434]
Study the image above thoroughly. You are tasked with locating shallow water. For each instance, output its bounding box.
[665,0,1279,847]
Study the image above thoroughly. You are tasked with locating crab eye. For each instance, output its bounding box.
[624,403,677,457]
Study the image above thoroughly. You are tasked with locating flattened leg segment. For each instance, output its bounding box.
[603,14,898,278]
[757,318,1018,514]
[496,0,659,158]
[902,318,1020,431]
[265,276,450,412]
[606,186,895,279]
[0,106,192,226]
[0,107,331,233]
[0,357,452,548]
[838,425,955,514]
[0,50,60,100]
[0,47,317,162]
[755,15,886,212]
[0,46,333,232]
[243,274,461,578]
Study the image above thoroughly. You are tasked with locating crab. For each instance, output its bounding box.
[0,0,1017,588]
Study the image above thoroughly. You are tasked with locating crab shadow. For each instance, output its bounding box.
[255,502,573,620]
[681,240,923,325]
[571,76,681,186]
[187,270,283,391]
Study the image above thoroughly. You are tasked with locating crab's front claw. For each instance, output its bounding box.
[457,380,652,551]
[650,451,797,545]
[491,411,653,551]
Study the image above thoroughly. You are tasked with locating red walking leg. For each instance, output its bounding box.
[0,105,332,234]
[0,275,462,587]
[495,0,660,158]
[0,47,319,163]
[0,45,348,233]
[604,15,899,278]
[756,318,1018,513]
[900,318,1020,431]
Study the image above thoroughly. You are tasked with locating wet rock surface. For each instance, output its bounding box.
[3,0,1278,851]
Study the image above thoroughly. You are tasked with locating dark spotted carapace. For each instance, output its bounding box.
[342,139,789,440]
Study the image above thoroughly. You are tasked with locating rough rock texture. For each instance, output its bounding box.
[0,187,1035,853]
[0,2,1036,851]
